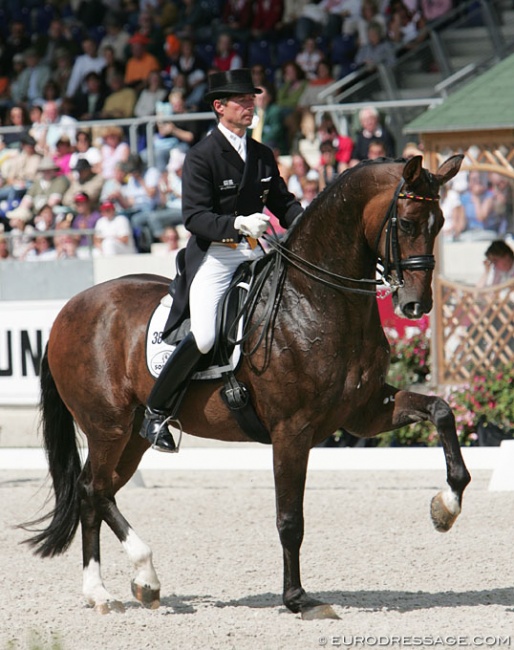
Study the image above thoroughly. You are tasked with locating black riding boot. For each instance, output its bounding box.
[140,332,203,452]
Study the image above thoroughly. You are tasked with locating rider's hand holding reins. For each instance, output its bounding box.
[234,213,270,238]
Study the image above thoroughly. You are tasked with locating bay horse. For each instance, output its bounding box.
[23,155,471,619]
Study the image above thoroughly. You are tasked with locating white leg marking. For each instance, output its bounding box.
[122,529,160,591]
[441,488,461,516]
[83,560,115,607]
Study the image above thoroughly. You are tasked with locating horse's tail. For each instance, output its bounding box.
[20,345,82,558]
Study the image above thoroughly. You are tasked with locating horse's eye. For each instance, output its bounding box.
[399,219,415,235]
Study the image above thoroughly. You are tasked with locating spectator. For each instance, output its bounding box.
[489,173,514,237]
[52,135,74,176]
[33,18,77,69]
[99,125,131,180]
[250,0,285,42]
[6,53,26,106]
[354,20,397,70]
[134,8,166,65]
[142,89,202,173]
[0,132,41,207]
[366,139,387,159]
[15,47,52,107]
[320,0,362,41]
[277,0,310,39]
[166,37,208,111]
[0,230,12,260]
[295,36,325,80]
[453,170,497,241]
[212,32,244,72]
[173,0,217,43]
[50,48,74,98]
[316,113,354,169]
[276,61,309,149]
[100,44,126,90]
[287,151,312,200]
[124,33,161,94]
[4,20,31,63]
[476,240,514,288]
[99,70,138,119]
[297,60,337,141]
[2,104,31,149]
[19,156,70,217]
[24,233,57,261]
[5,205,35,259]
[37,100,78,155]
[54,223,81,259]
[350,105,396,162]
[68,130,103,174]
[99,160,129,212]
[387,0,426,53]
[220,0,253,42]
[63,159,105,209]
[318,138,341,189]
[134,69,168,119]
[73,71,108,121]
[345,0,387,46]
[440,171,468,240]
[249,84,289,155]
[71,191,101,249]
[94,200,137,256]
[99,12,131,63]
[33,204,56,232]
[66,37,107,99]
[300,171,320,207]
[156,225,182,263]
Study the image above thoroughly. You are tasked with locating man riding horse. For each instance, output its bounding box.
[140,69,304,452]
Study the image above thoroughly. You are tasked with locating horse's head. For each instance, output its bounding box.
[376,154,463,319]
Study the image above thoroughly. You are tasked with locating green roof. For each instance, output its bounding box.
[404,53,514,134]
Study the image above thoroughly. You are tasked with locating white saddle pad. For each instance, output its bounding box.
[145,295,243,380]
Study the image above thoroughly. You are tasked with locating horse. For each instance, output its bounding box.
[22,154,471,620]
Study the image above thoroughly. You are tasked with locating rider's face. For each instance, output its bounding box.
[215,94,255,134]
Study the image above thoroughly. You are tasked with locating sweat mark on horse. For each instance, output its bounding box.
[21,155,470,619]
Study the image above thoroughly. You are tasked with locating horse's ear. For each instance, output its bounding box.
[434,154,464,185]
[402,155,424,186]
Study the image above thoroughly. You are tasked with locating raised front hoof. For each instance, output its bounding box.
[131,580,160,609]
[430,491,460,532]
[301,604,340,620]
[94,600,126,614]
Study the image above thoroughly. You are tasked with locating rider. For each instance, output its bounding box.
[140,68,304,452]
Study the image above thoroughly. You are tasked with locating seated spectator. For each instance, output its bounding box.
[287,152,312,201]
[0,132,41,207]
[295,37,325,80]
[99,160,129,212]
[63,159,105,209]
[134,69,168,119]
[100,44,127,90]
[119,154,162,215]
[276,61,309,149]
[387,0,426,54]
[489,173,514,237]
[345,0,387,46]
[37,100,78,155]
[0,230,12,260]
[24,233,57,261]
[318,139,341,189]
[51,48,74,98]
[219,0,252,43]
[68,130,103,174]
[99,11,131,63]
[54,223,81,259]
[165,37,208,111]
[52,135,74,176]
[250,84,289,156]
[134,8,166,65]
[453,171,498,241]
[19,156,70,217]
[440,171,467,240]
[73,71,108,120]
[212,32,244,72]
[354,20,397,71]
[350,105,396,163]
[298,61,337,141]
[250,0,285,42]
[476,239,514,288]
[366,139,387,159]
[6,53,27,107]
[15,47,52,107]
[66,36,106,99]
[141,89,202,173]
[315,113,354,169]
[94,200,137,256]
[99,125,131,180]
[300,171,320,207]
[2,104,31,149]
[99,70,137,119]
[5,205,35,258]
[156,225,182,263]
[70,191,101,250]
[124,33,161,94]
[33,204,56,232]
[173,0,218,43]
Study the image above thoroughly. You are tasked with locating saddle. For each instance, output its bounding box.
[164,249,271,444]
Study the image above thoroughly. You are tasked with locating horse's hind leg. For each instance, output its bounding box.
[79,432,160,612]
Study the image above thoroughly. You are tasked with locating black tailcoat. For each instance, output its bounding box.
[164,127,303,334]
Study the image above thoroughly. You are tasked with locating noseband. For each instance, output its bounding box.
[376,180,440,289]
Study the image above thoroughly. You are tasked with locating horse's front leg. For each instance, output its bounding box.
[272,438,339,620]
[359,385,471,532]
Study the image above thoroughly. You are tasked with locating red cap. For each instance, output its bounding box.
[74,192,89,203]
[100,200,116,212]
[129,33,150,46]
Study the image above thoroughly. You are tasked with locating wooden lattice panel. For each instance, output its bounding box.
[435,278,514,384]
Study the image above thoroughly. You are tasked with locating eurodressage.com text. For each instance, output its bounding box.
[317,635,511,647]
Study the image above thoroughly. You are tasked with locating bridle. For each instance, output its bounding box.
[374,179,440,291]
[263,178,441,297]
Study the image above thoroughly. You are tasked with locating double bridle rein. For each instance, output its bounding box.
[264,178,440,296]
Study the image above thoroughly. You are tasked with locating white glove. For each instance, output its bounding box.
[234,213,270,238]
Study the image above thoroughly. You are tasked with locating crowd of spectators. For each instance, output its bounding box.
[0,0,505,260]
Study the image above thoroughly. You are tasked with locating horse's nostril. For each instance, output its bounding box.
[404,302,424,319]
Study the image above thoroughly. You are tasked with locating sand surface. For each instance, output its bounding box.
[1,466,513,650]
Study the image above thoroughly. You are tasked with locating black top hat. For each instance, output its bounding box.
[204,69,262,103]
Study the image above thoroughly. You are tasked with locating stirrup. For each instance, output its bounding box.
[151,414,183,454]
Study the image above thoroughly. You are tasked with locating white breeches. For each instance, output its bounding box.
[189,242,263,354]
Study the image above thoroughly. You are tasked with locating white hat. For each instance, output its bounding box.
[6,206,32,222]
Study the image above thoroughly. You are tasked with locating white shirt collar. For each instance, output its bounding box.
[218,123,246,160]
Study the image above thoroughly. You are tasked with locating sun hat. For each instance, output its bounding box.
[38,157,60,172]
[204,69,262,103]
[6,206,32,222]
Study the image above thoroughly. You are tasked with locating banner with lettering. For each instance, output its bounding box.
[0,301,66,405]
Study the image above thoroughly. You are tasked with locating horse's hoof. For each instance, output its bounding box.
[430,491,460,532]
[94,600,125,615]
[131,580,160,609]
[301,604,340,620]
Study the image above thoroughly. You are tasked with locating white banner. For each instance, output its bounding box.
[0,300,66,405]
